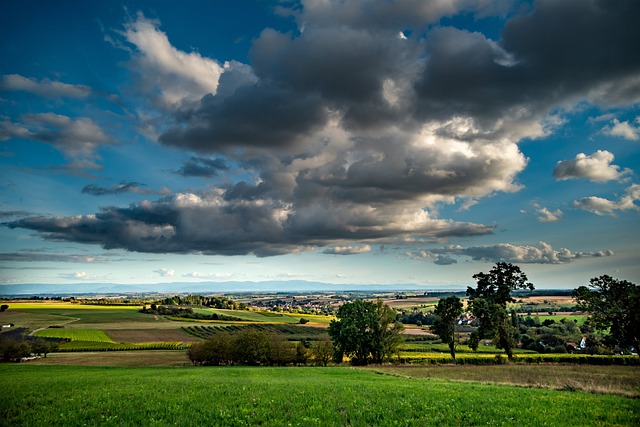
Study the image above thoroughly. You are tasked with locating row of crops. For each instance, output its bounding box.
[33,328,190,352]
[57,341,189,352]
[34,328,114,342]
[183,324,329,341]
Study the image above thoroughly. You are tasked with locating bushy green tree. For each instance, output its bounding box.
[329,300,379,365]
[310,338,333,366]
[328,300,404,365]
[233,329,272,366]
[431,296,463,360]
[573,275,639,355]
[30,339,56,358]
[467,262,534,360]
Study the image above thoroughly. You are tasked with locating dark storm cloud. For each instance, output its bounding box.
[159,84,328,154]
[434,255,457,266]
[290,0,512,32]
[160,0,640,157]
[415,0,640,127]
[82,181,149,196]
[249,26,410,129]
[5,191,494,257]
[174,156,229,178]
[0,210,31,219]
[501,0,640,106]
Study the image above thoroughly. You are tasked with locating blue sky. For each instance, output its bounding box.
[1,0,639,291]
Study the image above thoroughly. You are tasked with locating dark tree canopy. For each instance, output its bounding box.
[467,262,534,359]
[573,275,639,354]
[328,300,404,365]
[431,296,464,360]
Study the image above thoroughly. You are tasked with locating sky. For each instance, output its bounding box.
[1,0,639,292]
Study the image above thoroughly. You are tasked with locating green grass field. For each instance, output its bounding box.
[366,364,640,398]
[1,365,637,426]
[519,313,587,324]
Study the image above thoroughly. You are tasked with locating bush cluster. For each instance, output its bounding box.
[156,295,247,310]
[187,331,309,366]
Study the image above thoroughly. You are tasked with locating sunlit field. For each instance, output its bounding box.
[2,365,637,426]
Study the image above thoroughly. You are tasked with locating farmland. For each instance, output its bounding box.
[2,365,638,426]
[2,294,639,426]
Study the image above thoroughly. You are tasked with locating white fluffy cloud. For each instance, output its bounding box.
[603,117,640,140]
[534,204,563,223]
[573,184,640,216]
[154,268,175,277]
[553,150,632,183]
[119,12,224,109]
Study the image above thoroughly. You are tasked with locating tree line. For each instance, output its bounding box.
[187,330,334,366]
[156,295,247,310]
[139,304,244,321]
[430,263,639,360]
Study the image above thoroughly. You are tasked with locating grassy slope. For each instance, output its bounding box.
[1,365,637,426]
[366,364,640,398]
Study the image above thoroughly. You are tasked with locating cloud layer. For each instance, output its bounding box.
[407,241,613,265]
[7,191,493,257]
[5,0,640,258]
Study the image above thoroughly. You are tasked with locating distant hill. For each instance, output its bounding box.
[0,281,466,296]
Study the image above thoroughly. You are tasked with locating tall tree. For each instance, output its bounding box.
[573,275,639,355]
[329,300,404,365]
[467,262,534,360]
[431,296,464,360]
[329,300,379,365]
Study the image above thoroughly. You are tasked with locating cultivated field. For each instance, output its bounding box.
[2,296,639,426]
[2,365,638,426]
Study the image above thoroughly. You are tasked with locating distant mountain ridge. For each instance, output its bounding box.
[0,280,466,296]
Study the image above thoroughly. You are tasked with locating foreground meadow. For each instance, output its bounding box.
[1,365,637,426]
